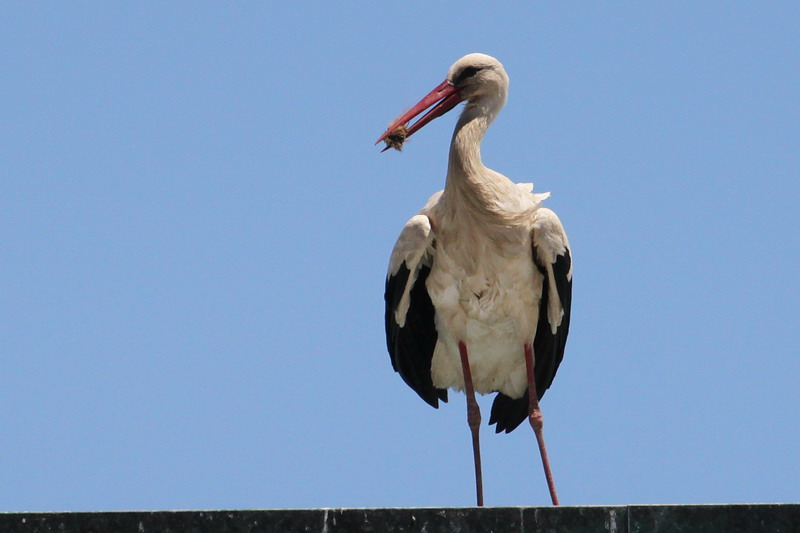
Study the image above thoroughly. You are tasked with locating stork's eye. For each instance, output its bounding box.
[454,66,482,86]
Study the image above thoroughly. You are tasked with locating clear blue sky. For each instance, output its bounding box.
[2,2,798,511]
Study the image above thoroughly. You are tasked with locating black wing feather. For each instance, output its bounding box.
[385,262,448,408]
[490,248,572,433]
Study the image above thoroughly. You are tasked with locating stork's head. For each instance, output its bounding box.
[376,53,509,151]
[446,53,509,107]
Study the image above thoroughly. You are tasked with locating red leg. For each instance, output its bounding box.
[458,341,484,507]
[524,343,560,506]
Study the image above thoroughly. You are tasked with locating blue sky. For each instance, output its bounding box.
[2,3,798,511]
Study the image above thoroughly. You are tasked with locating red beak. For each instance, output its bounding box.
[376,80,464,148]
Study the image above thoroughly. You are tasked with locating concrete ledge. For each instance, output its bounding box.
[1,504,798,532]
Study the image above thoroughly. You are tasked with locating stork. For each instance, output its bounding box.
[378,54,572,506]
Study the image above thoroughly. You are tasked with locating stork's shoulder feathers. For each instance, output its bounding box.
[387,214,434,282]
[386,190,442,278]
[532,207,572,279]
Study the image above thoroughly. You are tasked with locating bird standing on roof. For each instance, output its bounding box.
[378,53,572,506]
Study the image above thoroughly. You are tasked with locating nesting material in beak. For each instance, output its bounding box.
[383,125,408,152]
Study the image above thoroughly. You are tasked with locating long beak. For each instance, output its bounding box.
[376,80,463,147]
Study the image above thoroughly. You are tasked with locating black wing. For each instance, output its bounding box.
[384,215,447,408]
[385,263,447,407]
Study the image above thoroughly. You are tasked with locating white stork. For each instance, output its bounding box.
[377,54,572,506]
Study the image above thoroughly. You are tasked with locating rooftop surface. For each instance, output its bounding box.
[2,504,799,532]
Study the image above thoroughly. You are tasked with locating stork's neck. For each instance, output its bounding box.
[446,103,493,180]
[444,95,507,208]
